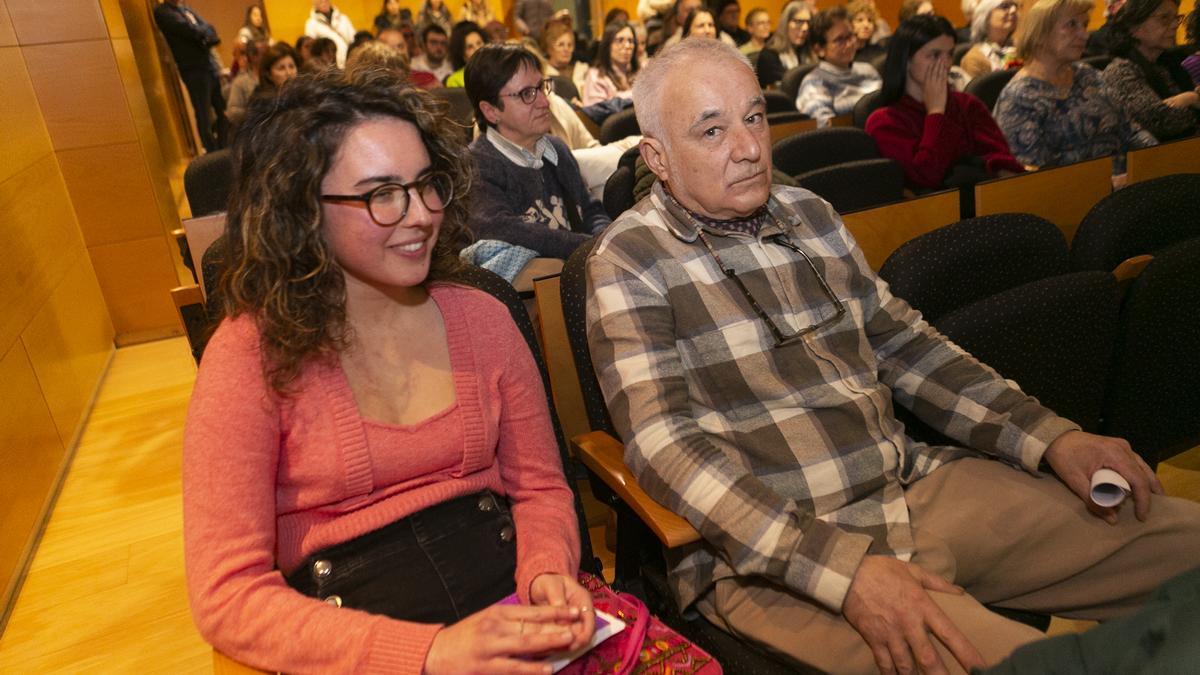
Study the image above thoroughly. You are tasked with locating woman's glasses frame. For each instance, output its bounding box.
[320,171,453,227]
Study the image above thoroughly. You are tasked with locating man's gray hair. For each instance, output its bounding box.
[632,38,753,144]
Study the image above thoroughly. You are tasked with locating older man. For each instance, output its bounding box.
[584,39,1200,674]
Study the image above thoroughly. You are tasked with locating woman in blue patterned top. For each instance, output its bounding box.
[994,0,1155,184]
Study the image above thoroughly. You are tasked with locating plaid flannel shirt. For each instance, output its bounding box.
[585,182,1079,613]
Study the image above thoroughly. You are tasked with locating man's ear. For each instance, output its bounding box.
[479,100,502,126]
[639,138,670,184]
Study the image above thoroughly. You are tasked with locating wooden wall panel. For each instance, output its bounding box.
[0,0,16,46]
[88,236,183,340]
[5,0,107,45]
[21,40,138,151]
[0,155,87,357]
[21,253,115,446]
[57,142,165,248]
[98,0,128,39]
[0,342,67,608]
[0,46,52,186]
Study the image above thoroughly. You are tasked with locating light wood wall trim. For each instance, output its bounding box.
[88,235,186,338]
[21,39,139,151]
[0,45,54,185]
[57,141,167,248]
[5,0,107,45]
[0,154,89,358]
[0,0,18,49]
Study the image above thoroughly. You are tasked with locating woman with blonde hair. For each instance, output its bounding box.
[995,0,1155,182]
[756,0,818,87]
[184,68,594,674]
[540,18,588,88]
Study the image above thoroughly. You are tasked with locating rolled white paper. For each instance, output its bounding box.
[1090,468,1131,508]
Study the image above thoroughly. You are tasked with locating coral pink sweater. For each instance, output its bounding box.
[183,284,579,674]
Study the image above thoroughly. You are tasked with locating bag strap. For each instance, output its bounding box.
[614,592,651,675]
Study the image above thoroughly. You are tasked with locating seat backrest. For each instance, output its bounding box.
[841,189,961,270]
[853,89,885,128]
[602,165,636,220]
[550,74,580,102]
[935,270,1119,433]
[560,238,616,437]
[454,263,601,575]
[1126,136,1200,184]
[793,158,904,213]
[184,149,233,217]
[182,213,226,301]
[763,89,797,113]
[974,155,1112,242]
[428,87,475,141]
[1070,173,1200,272]
[779,63,818,101]
[963,67,1017,111]
[598,107,641,144]
[952,42,971,66]
[879,212,1069,321]
[772,126,880,177]
[1101,237,1200,465]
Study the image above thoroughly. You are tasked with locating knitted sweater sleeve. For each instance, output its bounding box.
[962,92,1025,176]
[552,138,612,235]
[467,140,592,259]
[866,102,960,188]
[183,318,441,675]
[1101,59,1197,142]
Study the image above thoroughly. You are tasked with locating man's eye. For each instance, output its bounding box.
[704,127,721,138]
[746,113,764,125]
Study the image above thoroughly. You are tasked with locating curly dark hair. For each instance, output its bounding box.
[220,68,470,392]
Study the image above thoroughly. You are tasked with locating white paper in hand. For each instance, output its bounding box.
[1090,468,1131,508]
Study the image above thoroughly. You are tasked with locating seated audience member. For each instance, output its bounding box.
[376,25,405,50]
[515,0,556,39]
[959,0,980,42]
[253,42,298,98]
[347,30,377,61]
[541,18,589,90]
[682,8,719,39]
[1084,0,1124,56]
[294,35,314,68]
[226,40,267,127]
[373,0,406,32]
[1183,9,1200,85]
[1102,0,1200,141]
[741,7,772,54]
[184,68,593,675]
[714,0,751,45]
[345,40,438,90]
[466,45,611,259]
[399,21,422,59]
[848,0,887,63]
[867,0,893,43]
[445,21,487,86]
[412,23,453,82]
[585,37,1200,674]
[237,3,270,46]
[796,7,883,125]
[662,0,739,49]
[756,0,817,88]
[867,15,1024,192]
[460,0,496,26]
[899,0,936,23]
[417,0,454,36]
[305,0,356,67]
[304,37,339,72]
[582,21,640,107]
[962,0,1020,80]
[995,0,1156,180]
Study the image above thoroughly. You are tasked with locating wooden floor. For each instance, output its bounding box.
[0,336,1196,671]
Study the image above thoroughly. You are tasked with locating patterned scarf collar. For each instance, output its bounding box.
[663,186,771,236]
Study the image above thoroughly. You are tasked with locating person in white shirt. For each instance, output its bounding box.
[305,0,356,67]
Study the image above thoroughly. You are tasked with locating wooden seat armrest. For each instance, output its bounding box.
[570,430,700,548]
[1112,254,1153,284]
[170,284,204,309]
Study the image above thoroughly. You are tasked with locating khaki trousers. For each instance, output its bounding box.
[695,457,1200,673]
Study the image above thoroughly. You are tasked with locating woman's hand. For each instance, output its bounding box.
[423,603,578,675]
[530,573,596,651]
[923,56,950,115]
[1162,91,1200,109]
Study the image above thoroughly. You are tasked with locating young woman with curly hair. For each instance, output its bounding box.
[184,69,593,674]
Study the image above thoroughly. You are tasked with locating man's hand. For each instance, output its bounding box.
[1042,430,1162,524]
[842,556,984,675]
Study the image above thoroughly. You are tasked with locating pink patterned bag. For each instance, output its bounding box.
[558,573,723,675]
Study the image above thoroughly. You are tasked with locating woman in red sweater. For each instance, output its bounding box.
[183,69,593,674]
[865,14,1024,194]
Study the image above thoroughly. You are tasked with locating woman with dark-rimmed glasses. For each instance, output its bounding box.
[183,68,593,674]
